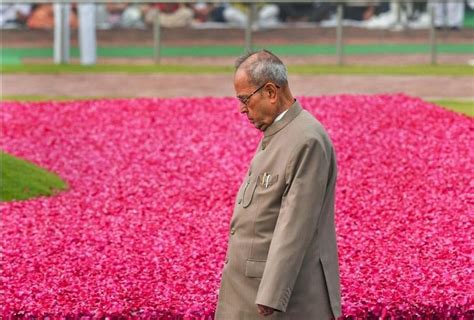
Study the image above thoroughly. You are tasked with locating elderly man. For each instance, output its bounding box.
[215,50,341,319]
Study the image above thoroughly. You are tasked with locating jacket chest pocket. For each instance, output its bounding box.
[240,173,279,208]
[241,179,258,208]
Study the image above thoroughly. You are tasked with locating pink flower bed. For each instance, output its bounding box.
[1,95,472,319]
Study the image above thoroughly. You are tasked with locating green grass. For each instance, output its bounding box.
[464,9,474,28]
[1,43,473,62]
[1,95,109,102]
[1,151,68,202]
[0,63,233,74]
[429,99,474,117]
[1,63,473,76]
[288,64,474,76]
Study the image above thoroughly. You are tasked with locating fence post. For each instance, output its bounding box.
[78,3,97,65]
[153,8,161,64]
[245,3,256,53]
[429,4,437,65]
[53,3,70,64]
[336,3,344,66]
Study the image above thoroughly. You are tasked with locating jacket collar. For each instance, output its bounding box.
[264,100,302,137]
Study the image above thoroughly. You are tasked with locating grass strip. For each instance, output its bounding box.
[0,63,233,74]
[288,64,474,76]
[429,99,474,117]
[1,151,68,202]
[1,95,113,102]
[1,63,473,76]
[1,43,473,60]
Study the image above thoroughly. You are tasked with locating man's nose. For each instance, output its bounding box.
[239,105,248,114]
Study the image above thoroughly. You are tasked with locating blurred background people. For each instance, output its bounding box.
[28,4,78,29]
[362,1,428,29]
[278,3,335,23]
[95,3,145,29]
[144,3,194,28]
[343,1,389,21]
[432,0,465,30]
[0,3,31,28]
[196,2,280,28]
[1,1,470,31]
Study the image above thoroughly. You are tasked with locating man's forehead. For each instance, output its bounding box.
[234,67,247,80]
[234,69,251,88]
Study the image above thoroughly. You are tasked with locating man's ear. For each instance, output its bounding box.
[266,83,278,101]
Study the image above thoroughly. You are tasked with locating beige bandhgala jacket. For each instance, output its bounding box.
[215,101,341,320]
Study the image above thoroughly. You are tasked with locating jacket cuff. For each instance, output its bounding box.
[255,286,292,312]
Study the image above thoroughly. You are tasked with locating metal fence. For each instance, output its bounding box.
[19,1,469,65]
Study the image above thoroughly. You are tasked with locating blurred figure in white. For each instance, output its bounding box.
[95,3,145,29]
[362,1,445,30]
[0,4,31,28]
[121,4,145,28]
[78,3,96,65]
[183,2,281,29]
[225,3,280,29]
[144,3,193,28]
[432,0,465,30]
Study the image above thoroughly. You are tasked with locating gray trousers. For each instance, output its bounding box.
[432,0,465,28]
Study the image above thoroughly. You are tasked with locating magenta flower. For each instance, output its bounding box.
[1,95,472,318]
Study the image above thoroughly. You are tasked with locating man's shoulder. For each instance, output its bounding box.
[290,109,330,141]
[283,109,335,160]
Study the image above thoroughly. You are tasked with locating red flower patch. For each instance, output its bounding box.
[1,95,472,318]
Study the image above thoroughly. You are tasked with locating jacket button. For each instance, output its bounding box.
[248,170,252,176]
[262,143,266,150]
[238,199,242,204]
[230,228,235,235]
[225,257,229,264]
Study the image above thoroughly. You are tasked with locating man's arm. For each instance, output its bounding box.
[255,138,330,312]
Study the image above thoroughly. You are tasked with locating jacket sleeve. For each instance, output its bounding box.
[255,138,330,312]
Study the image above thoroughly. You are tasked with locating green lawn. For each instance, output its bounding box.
[429,99,474,117]
[1,63,473,76]
[1,152,68,201]
[2,43,473,64]
[1,95,105,102]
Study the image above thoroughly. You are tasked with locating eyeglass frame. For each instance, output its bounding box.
[237,82,281,106]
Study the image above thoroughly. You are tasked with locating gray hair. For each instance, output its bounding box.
[235,49,288,88]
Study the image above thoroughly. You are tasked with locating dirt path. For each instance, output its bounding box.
[3,73,472,99]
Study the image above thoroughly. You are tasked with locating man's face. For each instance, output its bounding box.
[234,70,276,132]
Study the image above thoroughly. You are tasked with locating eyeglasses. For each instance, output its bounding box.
[237,82,280,106]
